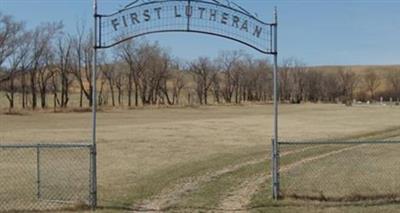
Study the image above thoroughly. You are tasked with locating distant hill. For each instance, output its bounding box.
[309,65,400,71]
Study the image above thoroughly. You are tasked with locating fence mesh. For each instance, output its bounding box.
[278,141,400,203]
[0,144,93,212]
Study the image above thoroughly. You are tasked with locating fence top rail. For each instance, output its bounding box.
[279,140,400,145]
[0,143,93,149]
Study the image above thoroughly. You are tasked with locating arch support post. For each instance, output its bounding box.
[90,0,98,209]
[271,7,280,200]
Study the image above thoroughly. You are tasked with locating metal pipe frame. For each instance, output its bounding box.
[271,7,280,200]
[91,0,98,209]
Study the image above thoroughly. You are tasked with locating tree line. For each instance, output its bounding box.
[1,13,400,111]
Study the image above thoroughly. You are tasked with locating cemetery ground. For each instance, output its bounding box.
[1,104,400,212]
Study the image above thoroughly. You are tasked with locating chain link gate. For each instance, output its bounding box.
[0,144,96,211]
[274,140,400,203]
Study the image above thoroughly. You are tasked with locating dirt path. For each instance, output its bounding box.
[133,147,315,211]
[218,145,364,211]
[133,159,266,211]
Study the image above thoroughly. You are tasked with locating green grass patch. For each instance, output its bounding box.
[99,146,268,208]
[173,161,267,210]
[167,145,351,210]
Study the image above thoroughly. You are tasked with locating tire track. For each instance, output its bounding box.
[217,131,400,211]
[218,145,364,211]
[134,129,400,212]
[133,147,315,211]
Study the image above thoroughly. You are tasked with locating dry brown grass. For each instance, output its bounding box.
[2,104,400,212]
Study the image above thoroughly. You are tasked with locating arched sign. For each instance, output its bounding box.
[95,0,276,54]
[90,0,279,209]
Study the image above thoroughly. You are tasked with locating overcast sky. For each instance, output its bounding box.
[1,0,399,66]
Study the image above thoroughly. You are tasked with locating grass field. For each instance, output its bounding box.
[1,104,400,212]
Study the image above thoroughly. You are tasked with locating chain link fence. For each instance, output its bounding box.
[0,144,95,212]
[277,140,400,203]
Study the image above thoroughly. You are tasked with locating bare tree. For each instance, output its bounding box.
[28,22,63,109]
[232,59,246,104]
[37,46,55,108]
[118,40,167,106]
[0,13,23,67]
[118,40,139,107]
[216,50,244,103]
[49,72,57,110]
[73,32,97,107]
[0,13,24,110]
[170,67,185,105]
[55,36,73,108]
[190,57,216,105]
[97,69,107,106]
[279,58,292,102]
[101,62,116,107]
[250,59,272,102]
[211,71,221,104]
[281,58,307,104]
[364,70,381,101]
[337,68,359,105]
[147,48,171,105]
[322,72,341,102]
[71,22,86,107]
[386,70,400,99]
[20,69,28,108]
[113,63,127,106]
[237,57,253,103]
[4,32,29,110]
[303,70,324,103]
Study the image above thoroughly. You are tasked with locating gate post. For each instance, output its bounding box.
[91,0,98,209]
[272,138,280,199]
[271,7,280,200]
[271,138,276,199]
[89,145,97,208]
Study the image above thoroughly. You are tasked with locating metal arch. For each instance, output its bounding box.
[96,29,275,54]
[96,0,275,54]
